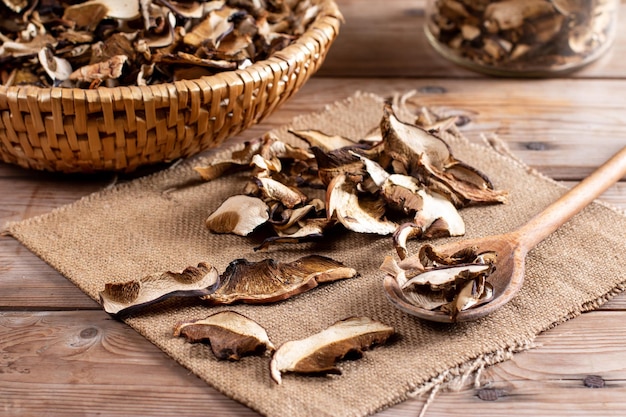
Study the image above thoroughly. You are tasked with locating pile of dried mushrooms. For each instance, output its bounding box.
[426,0,617,72]
[197,102,507,257]
[194,101,508,318]
[0,0,323,88]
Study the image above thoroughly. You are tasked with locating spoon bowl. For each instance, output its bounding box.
[384,146,626,323]
[384,235,523,323]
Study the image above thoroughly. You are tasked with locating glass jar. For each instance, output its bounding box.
[424,0,619,77]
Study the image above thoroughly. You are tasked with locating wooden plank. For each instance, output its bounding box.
[0,311,257,417]
[0,238,99,310]
[1,310,625,417]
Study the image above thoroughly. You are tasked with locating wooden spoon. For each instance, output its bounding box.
[383,146,626,323]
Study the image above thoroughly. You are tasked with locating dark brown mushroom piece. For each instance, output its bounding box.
[173,311,275,360]
[202,254,358,305]
[269,316,395,384]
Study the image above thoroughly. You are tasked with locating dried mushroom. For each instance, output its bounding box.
[173,311,275,360]
[426,0,618,73]
[205,195,269,236]
[326,173,397,235]
[269,316,394,384]
[381,244,497,321]
[289,129,360,152]
[195,103,507,254]
[101,254,358,316]
[99,262,219,315]
[201,254,358,305]
[0,0,329,88]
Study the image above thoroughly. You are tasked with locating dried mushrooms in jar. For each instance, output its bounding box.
[424,0,619,76]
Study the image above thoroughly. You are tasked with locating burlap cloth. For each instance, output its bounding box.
[6,92,626,417]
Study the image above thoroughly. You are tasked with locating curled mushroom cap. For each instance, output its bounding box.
[289,129,360,152]
[380,104,507,207]
[173,311,275,361]
[206,195,269,236]
[326,173,397,235]
[269,316,394,384]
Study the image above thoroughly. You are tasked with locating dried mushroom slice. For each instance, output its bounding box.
[255,217,333,251]
[269,316,394,384]
[254,176,308,208]
[202,255,358,305]
[326,173,397,235]
[402,264,491,291]
[289,129,360,152]
[194,137,267,181]
[206,195,269,236]
[173,311,275,361]
[100,262,219,316]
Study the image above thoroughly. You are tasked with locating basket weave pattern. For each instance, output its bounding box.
[0,1,342,173]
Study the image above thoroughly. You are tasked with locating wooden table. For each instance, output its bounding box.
[2,1,626,415]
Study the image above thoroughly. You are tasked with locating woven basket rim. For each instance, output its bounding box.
[0,0,343,100]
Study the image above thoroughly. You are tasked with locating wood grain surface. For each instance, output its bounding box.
[2,1,626,416]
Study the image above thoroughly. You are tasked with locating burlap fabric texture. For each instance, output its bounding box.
[7,92,626,417]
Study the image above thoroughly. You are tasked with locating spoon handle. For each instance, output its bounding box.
[515,146,626,250]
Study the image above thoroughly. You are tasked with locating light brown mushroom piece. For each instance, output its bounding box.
[173,311,275,361]
[38,47,73,83]
[326,173,397,235]
[270,316,394,384]
[183,6,238,48]
[254,176,309,209]
[100,262,219,316]
[289,129,360,152]
[205,195,269,236]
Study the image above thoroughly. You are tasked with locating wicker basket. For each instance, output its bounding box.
[0,1,342,173]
